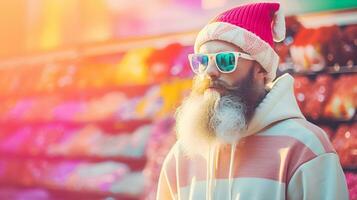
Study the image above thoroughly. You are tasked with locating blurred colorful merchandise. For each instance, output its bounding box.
[346,172,357,200]
[0,78,192,123]
[0,126,33,153]
[332,123,357,168]
[318,26,344,67]
[143,117,176,199]
[53,100,87,122]
[37,63,75,92]
[48,124,152,158]
[65,162,129,191]
[6,98,35,121]
[136,79,192,119]
[294,74,357,121]
[0,69,14,95]
[158,79,191,116]
[0,65,41,96]
[282,24,357,73]
[74,92,127,122]
[170,45,194,78]
[40,0,74,50]
[135,86,163,119]
[115,85,165,121]
[51,125,102,157]
[24,96,62,122]
[19,66,43,95]
[0,159,142,196]
[341,25,357,66]
[0,43,193,98]
[290,28,326,71]
[0,188,50,199]
[323,74,357,120]
[0,121,152,160]
[115,47,154,86]
[116,79,191,120]
[4,97,61,122]
[303,75,334,120]
[147,43,184,82]
[26,124,68,155]
[92,125,152,158]
[0,99,18,121]
[275,16,303,64]
[293,76,311,112]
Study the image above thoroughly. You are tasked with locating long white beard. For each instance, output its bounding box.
[212,94,247,143]
[175,88,248,157]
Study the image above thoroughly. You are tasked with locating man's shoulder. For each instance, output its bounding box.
[259,118,335,156]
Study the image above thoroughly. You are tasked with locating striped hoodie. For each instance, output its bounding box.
[156,74,349,200]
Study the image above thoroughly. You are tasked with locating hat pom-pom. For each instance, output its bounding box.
[272,8,286,42]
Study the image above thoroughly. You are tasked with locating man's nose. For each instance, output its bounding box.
[205,61,220,79]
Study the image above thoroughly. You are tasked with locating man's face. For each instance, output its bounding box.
[198,40,257,95]
[197,40,263,113]
[175,40,266,154]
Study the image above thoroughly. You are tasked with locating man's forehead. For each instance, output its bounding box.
[198,40,244,53]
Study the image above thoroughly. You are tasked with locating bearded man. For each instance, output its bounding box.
[156,2,349,200]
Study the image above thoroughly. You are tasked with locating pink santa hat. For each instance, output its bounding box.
[194,2,285,82]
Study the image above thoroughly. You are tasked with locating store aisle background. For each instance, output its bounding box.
[0,0,356,199]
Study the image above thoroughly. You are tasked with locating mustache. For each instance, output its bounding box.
[192,75,240,95]
[210,79,239,92]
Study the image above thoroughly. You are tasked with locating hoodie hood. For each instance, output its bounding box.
[242,73,305,137]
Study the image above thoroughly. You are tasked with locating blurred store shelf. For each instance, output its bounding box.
[279,65,357,77]
[0,184,140,200]
[0,152,146,171]
[0,119,152,134]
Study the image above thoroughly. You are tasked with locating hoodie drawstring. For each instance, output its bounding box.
[206,145,210,200]
[188,176,196,200]
[206,144,218,200]
[205,142,236,200]
[228,142,237,200]
[175,149,182,200]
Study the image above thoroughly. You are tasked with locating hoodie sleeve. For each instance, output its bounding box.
[287,153,349,200]
[156,144,178,200]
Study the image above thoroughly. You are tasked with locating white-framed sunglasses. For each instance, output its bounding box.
[188,51,253,74]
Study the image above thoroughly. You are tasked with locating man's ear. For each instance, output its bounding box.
[253,62,267,79]
[257,64,266,74]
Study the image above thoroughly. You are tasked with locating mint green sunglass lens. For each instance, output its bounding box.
[216,53,236,72]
